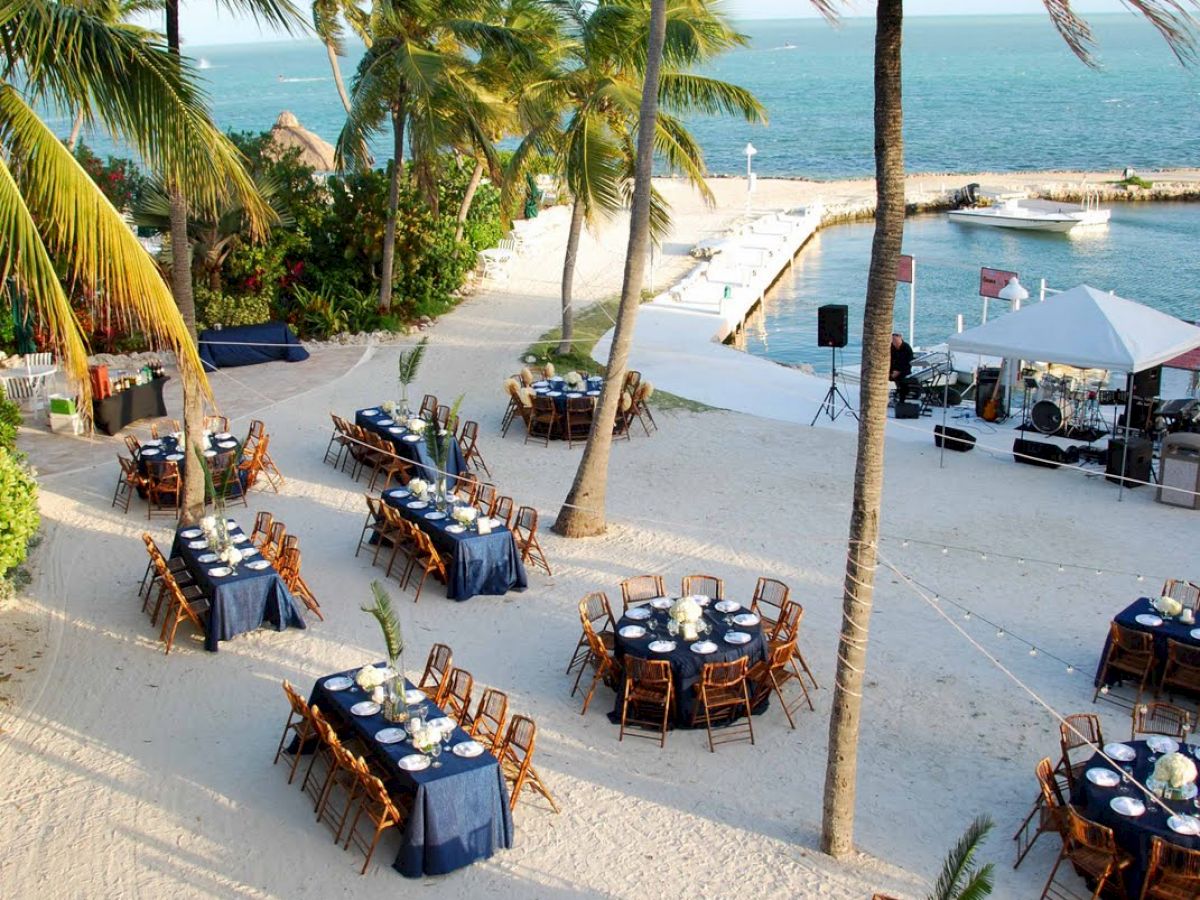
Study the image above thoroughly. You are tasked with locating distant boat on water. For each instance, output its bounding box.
[198,57,212,69]
[948,186,1111,234]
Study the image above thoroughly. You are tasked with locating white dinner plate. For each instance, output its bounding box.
[387,427,406,436]
[446,525,466,534]
[566,392,583,398]
[1109,796,1145,817]
[378,418,394,426]
[690,641,718,654]
[232,533,249,543]
[715,600,741,613]
[247,560,271,570]
[648,640,677,653]
[453,741,484,758]
[1168,814,1200,836]
[724,631,751,645]
[532,381,549,388]
[404,689,426,704]
[649,597,672,610]
[403,435,422,443]
[323,675,353,692]
[198,552,219,564]
[203,449,217,458]
[547,391,563,397]
[362,409,379,415]
[165,453,184,462]
[692,595,711,607]
[397,754,430,771]
[187,540,209,549]
[208,566,233,578]
[217,441,237,449]
[386,489,410,498]
[1104,742,1137,762]
[429,717,454,732]
[1085,768,1121,787]
[625,607,651,621]
[732,613,760,627]
[619,625,647,639]
[586,390,601,396]
[140,447,161,456]
[376,727,407,744]
[407,501,429,509]
[424,511,447,521]
[216,433,233,441]
[1135,613,1164,627]
[180,528,202,539]
[351,701,381,717]
[1148,735,1180,754]
[1192,628,1200,639]
[144,439,163,447]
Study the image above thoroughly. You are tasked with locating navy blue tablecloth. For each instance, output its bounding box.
[381,488,527,601]
[310,665,513,877]
[1071,739,1200,898]
[612,600,767,726]
[198,322,309,370]
[531,376,603,411]
[1095,598,1200,690]
[135,432,241,479]
[170,522,306,651]
[356,408,466,482]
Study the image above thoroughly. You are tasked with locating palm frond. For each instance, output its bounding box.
[424,392,463,473]
[562,105,624,224]
[361,580,405,661]
[397,336,428,385]
[927,815,994,900]
[658,72,766,123]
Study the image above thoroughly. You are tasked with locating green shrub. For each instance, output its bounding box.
[0,447,38,580]
[0,383,20,452]
[194,285,272,330]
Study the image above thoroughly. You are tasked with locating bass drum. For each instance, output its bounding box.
[926,385,964,407]
[1031,399,1074,435]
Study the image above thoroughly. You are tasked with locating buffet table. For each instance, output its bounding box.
[92,376,169,435]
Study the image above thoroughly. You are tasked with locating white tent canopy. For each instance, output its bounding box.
[947,283,1200,374]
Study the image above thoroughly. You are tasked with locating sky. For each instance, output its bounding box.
[155,1,1131,48]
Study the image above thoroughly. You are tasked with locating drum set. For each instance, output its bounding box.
[1027,373,1107,437]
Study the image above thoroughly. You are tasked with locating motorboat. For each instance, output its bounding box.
[948,187,1110,233]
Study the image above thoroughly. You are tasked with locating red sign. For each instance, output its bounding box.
[980,267,1019,299]
[896,254,914,284]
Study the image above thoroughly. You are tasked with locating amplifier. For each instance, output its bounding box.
[934,425,976,452]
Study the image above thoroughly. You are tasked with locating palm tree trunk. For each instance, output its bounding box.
[820,0,905,858]
[66,109,84,152]
[558,196,585,357]
[325,40,353,114]
[379,102,405,312]
[453,157,485,244]
[553,0,668,538]
[165,0,206,525]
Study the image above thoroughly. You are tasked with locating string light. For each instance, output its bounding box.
[997,629,1005,637]
[1067,665,1075,674]
[981,553,988,561]
[1018,558,1025,565]
[1029,648,1038,656]
[1058,565,1065,573]
[942,547,949,555]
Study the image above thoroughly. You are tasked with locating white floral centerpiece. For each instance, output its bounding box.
[200,514,218,541]
[565,370,583,390]
[381,400,396,415]
[1151,751,1198,800]
[408,478,428,498]
[410,724,437,753]
[452,506,478,527]
[219,546,243,569]
[669,596,706,641]
[355,664,392,692]
[407,417,427,435]
[1154,595,1184,618]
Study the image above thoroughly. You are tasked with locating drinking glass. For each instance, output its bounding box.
[430,741,443,768]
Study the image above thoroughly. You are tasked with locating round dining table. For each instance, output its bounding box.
[1071,737,1200,898]
[612,596,767,727]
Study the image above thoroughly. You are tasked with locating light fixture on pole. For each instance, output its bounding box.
[998,276,1029,310]
[744,142,757,214]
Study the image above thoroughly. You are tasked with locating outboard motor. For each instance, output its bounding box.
[953,182,980,208]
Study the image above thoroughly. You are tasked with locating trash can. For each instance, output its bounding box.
[1158,433,1200,509]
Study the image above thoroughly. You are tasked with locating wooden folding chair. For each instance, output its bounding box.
[342,767,410,874]
[632,380,657,435]
[453,471,480,505]
[564,396,594,448]
[274,681,316,784]
[403,528,447,602]
[469,688,508,753]
[574,625,621,715]
[524,395,558,446]
[278,548,323,621]
[356,496,385,558]
[139,534,193,620]
[1132,701,1192,740]
[474,481,498,518]
[691,658,754,753]
[261,521,287,562]
[1013,757,1069,870]
[750,577,790,632]
[418,643,453,706]
[1161,578,1200,612]
[419,394,438,418]
[324,413,351,468]
[442,668,474,726]
[159,570,210,655]
[514,506,551,576]
[301,710,342,812]
[205,414,230,433]
[1056,713,1104,792]
[500,379,522,437]
[215,457,248,509]
[748,635,811,727]
[620,574,666,611]
[253,422,284,492]
[250,510,274,548]
[1141,835,1200,899]
[498,715,559,813]
[113,456,145,514]
[619,657,674,748]
[1092,622,1155,705]
[566,591,615,675]
[145,461,181,520]
[491,495,514,528]
[1038,807,1132,899]
[681,574,724,601]
[124,434,142,456]
[458,419,491,476]
[1160,639,1200,700]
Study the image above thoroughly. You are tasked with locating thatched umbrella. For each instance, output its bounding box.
[266,111,336,172]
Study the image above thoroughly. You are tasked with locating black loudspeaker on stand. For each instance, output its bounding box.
[817,304,848,348]
[934,425,976,452]
[1105,437,1152,487]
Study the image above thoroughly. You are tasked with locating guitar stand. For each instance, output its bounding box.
[810,348,858,426]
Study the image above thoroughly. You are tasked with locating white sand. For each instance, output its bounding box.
[1,170,1197,899]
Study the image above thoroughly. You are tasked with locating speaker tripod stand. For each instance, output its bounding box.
[810,347,858,426]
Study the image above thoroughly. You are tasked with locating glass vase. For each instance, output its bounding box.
[382,657,409,723]
[400,384,411,419]
[435,478,448,512]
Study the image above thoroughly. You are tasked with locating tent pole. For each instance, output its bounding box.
[939,379,948,469]
[1118,372,1134,502]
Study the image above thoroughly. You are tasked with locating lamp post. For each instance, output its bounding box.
[744,142,757,215]
[997,276,1030,407]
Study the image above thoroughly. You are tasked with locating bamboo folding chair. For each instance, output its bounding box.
[159,569,210,655]
[419,394,438,418]
[301,710,342,812]
[574,625,621,715]
[1055,713,1104,792]
[382,511,417,583]
[453,471,480,505]
[458,419,491,476]
[632,381,657,435]
[1160,639,1200,700]
[498,715,559,813]
[261,521,287,562]
[205,414,229,433]
[1161,578,1200,612]
[1141,836,1200,899]
[1093,622,1156,705]
[403,528,447,602]
[139,534,193,620]
[277,548,323,621]
[468,688,509,752]
[124,434,142,456]
[620,574,667,611]
[1013,757,1069,870]
[491,495,514,528]
[1038,807,1132,899]
[474,481,498,518]
[768,600,819,691]
[442,668,474,726]
[113,456,145,514]
[619,657,674,748]
[750,577,790,633]
[248,422,283,492]
[316,742,368,845]
[748,636,810,728]
[146,461,181,520]
[356,496,385,558]
[513,506,551,576]
[1132,701,1192,740]
[274,681,316,784]
[418,643,453,705]
[566,591,615,675]
[681,574,724,601]
[564,397,594,448]
[691,658,755,753]
[324,413,351,468]
[525,396,558,446]
[500,380,522,437]
[250,510,274,547]
[342,767,411,874]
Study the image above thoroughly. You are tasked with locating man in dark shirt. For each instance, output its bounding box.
[890,332,914,404]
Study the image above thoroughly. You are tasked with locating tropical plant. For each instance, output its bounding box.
[291,283,350,337]
[312,0,371,113]
[553,0,667,537]
[0,382,20,451]
[0,446,38,581]
[362,578,405,663]
[72,141,147,211]
[927,816,994,900]
[819,0,1198,859]
[507,0,764,355]
[193,285,272,330]
[396,335,427,410]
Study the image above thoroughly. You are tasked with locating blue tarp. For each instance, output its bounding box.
[198,322,309,370]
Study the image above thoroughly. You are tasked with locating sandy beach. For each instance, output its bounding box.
[1,169,1198,898]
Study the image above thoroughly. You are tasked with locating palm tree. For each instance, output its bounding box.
[312,0,370,114]
[509,0,763,358]
[0,1,255,425]
[336,0,531,312]
[819,0,1198,859]
[927,816,994,900]
[161,0,302,521]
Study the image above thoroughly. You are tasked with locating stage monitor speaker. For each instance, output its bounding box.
[1106,436,1152,487]
[817,304,848,348]
[894,401,920,419]
[1133,366,1162,400]
[934,425,975,452]
[1014,437,1066,469]
[975,367,1007,418]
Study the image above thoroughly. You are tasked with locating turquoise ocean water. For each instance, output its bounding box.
[59,14,1200,367]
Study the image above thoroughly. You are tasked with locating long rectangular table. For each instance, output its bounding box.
[92,376,168,435]
[310,665,513,877]
[170,521,306,651]
[356,408,466,482]
[381,488,527,600]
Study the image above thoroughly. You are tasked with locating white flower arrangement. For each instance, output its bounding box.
[355,665,389,691]
[407,417,427,434]
[669,596,703,625]
[381,400,396,414]
[219,547,243,566]
[452,506,478,526]
[410,725,436,752]
[1154,595,1184,618]
[201,514,217,531]
[565,370,582,388]
[408,478,428,497]
[1154,751,1198,790]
